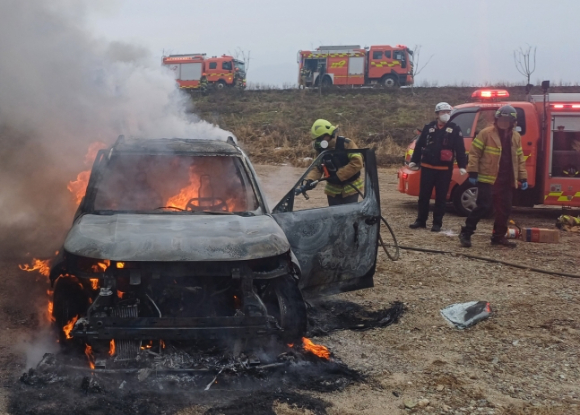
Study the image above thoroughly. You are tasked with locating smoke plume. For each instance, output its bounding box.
[0,1,226,258]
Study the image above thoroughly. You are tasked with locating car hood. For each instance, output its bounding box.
[64,213,290,262]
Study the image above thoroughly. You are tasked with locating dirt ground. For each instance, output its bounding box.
[1,166,579,415]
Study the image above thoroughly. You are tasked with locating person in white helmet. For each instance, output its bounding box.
[408,102,467,232]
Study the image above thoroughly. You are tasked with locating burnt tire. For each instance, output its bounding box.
[263,275,307,341]
[53,277,88,345]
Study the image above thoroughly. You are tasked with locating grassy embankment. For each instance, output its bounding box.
[193,86,580,167]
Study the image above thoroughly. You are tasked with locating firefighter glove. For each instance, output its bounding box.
[520,179,528,190]
[459,168,467,176]
[408,162,419,171]
[468,172,478,186]
[304,179,317,190]
[326,169,343,185]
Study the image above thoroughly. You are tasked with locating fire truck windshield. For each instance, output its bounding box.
[234,60,245,73]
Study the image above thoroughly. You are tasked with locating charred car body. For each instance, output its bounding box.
[49,136,381,354]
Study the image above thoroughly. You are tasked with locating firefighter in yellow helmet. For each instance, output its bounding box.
[303,119,364,205]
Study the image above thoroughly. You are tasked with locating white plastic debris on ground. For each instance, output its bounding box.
[440,301,492,329]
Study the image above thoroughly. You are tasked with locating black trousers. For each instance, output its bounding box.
[327,193,359,206]
[417,167,453,226]
[464,181,513,238]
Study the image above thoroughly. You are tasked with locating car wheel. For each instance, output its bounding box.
[382,75,399,88]
[263,275,307,341]
[216,80,227,89]
[452,181,479,217]
[53,276,89,345]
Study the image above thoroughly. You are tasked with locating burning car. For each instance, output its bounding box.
[49,136,381,357]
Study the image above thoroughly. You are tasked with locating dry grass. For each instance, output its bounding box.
[192,86,580,166]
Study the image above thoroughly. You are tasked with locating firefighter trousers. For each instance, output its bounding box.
[417,167,453,226]
[327,194,359,206]
[464,181,513,238]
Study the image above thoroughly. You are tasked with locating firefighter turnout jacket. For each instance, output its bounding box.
[306,136,364,197]
[411,121,467,170]
[467,125,527,188]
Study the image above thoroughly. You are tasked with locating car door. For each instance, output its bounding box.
[271,149,380,298]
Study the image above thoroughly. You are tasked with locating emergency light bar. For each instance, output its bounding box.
[551,103,580,109]
[471,89,510,99]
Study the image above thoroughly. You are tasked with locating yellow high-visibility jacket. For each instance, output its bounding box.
[467,126,527,188]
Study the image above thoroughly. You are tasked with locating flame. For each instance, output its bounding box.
[90,259,110,273]
[68,142,107,205]
[47,301,55,323]
[302,337,330,360]
[116,262,125,269]
[117,290,125,299]
[90,278,99,290]
[160,340,165,349]
[109,340,115,356]
[63,316,79,340]
[85,344,95,369]
[287,343,294,348]
[19,258,51,277]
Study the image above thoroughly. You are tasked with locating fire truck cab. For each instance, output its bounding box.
[398,87,580,216]
[298,44,413,89]
[162,54,246,90]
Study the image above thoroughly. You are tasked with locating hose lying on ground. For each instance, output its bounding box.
[397,245,580,280]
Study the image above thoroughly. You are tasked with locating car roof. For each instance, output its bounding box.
[112,138,242,156]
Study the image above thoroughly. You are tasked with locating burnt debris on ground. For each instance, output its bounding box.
[307,300,405,337]
[9,339,363,415]
[7,299,404,414]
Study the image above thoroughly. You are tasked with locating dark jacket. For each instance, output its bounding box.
[411,121,467,169]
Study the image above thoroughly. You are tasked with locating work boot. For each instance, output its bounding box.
[409,220,426,229]
[491,236,517,248]
[431,224,442,232]
[458,227,472,247]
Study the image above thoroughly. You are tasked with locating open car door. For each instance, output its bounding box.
[272,149,381,298]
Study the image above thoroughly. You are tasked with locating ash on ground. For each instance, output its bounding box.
[8,300,404,415]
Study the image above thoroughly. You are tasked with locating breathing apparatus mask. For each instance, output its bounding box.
[439,113,451,123]
[313,138,329,152]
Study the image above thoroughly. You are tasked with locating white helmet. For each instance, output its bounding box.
[435,102,453,112]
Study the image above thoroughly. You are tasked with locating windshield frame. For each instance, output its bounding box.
[234,59,246,73]
[83,151,265,216]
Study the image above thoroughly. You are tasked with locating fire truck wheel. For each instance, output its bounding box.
[381,75,399,88]
[262,275,307,341]
[321,76,333,87]
[52,276,89,346]
[216,80,227,89]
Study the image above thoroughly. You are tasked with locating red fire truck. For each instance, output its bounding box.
[162,54,246,90]
[398,84,580,215]
[298,45,414,88]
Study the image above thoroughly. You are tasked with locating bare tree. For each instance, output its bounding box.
[409,45,434,91]
[514,45,537,86]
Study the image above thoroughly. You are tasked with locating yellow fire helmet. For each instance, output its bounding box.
[311,119,337,140]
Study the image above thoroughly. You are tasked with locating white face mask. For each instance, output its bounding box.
[439,114,451,123]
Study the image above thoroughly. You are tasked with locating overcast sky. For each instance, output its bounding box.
[88,0,580,87]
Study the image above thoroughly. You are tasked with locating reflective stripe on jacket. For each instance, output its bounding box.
[467,126,527,188]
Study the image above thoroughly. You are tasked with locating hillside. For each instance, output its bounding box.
[193,86,580,166]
